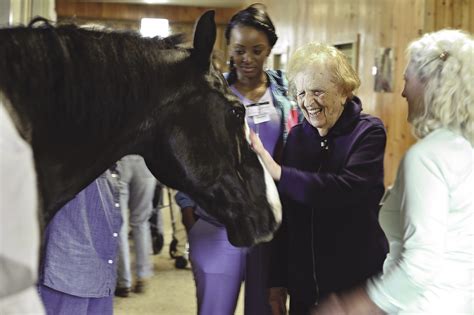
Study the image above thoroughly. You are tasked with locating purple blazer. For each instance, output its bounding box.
[269,96,388,308]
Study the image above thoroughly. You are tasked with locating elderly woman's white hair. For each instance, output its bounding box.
[287,42,360,98]
[407,29,473,145]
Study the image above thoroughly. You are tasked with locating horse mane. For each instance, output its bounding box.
[0,17,187,144]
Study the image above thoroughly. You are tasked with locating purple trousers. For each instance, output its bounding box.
[38,284,113,315]
[189,219,271,315]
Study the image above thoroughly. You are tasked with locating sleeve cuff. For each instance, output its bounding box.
[366,277,400,314]
[277,166,293,196]
[174,192,196,209]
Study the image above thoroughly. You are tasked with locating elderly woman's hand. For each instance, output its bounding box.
[250,130,282,181]
[249,129,266,156]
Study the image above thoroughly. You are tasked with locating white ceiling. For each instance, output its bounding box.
[80,0,246,8]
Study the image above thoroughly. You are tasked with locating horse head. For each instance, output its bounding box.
[0,11,281,248]
[143,11,281,247]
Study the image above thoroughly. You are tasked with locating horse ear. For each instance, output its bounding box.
[192,10,216,70]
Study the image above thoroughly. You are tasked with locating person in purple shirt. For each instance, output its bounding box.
[175,4,296,315]
[38,167,122,315]
[250,42,388,315]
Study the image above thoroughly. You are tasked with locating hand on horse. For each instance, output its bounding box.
[249,129,266,156]
[249,130,282,181]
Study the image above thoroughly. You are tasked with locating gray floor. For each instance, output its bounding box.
[114,190,244,315]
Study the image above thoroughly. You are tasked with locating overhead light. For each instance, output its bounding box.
[140,18,169,38]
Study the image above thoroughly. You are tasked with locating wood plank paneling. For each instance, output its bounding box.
[425,0,473,32]
[461,0,472,31]
[55,1,239,24]
[55,0,473,186]
[55,1,244,66]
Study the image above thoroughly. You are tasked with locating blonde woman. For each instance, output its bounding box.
[313,29,474,314]
[251,42,389,315]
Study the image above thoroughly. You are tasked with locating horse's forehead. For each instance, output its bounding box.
[200,66,231,94]
[206,72,226,90]
[169,48,190,61]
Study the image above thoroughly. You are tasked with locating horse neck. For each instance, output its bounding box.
[34,114,145,224]
[1,26,191,222]
[36,57,191,223]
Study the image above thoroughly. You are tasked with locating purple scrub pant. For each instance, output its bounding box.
[38,284,113,315]
[189,219,271,315]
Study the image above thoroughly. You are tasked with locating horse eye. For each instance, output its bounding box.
[231,107,245,122]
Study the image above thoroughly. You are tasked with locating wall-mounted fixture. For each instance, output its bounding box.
[373,47,394,93]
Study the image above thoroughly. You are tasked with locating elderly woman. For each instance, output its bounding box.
[312,30,474,314]
[251,42,389,315]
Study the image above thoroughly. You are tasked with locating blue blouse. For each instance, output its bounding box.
[39,170,122,298]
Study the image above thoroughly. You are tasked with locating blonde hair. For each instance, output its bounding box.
[407,29,474,145]
[287,42,360,98]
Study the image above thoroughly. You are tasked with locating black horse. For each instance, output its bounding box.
[0,11,281,247]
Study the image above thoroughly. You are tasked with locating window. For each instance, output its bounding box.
[140,18,169,38]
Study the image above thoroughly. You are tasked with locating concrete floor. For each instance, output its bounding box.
[113,190,245,315]
[114,253,196,314]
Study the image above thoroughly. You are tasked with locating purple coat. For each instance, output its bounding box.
[269,97,388,308]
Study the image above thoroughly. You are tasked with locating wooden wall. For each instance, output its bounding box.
[248,0,473,186]
[55,1,243,58]
[425,0,474,31]
[56,0,472,186]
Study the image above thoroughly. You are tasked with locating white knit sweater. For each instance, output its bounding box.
[367,128,473,314]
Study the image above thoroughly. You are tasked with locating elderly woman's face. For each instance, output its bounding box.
[294,64,347,136]
[402,63,425,123]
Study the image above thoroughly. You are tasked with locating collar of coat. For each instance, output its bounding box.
[302,96,363,138]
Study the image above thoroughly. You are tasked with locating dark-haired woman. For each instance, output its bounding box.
[174,4,297,315]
